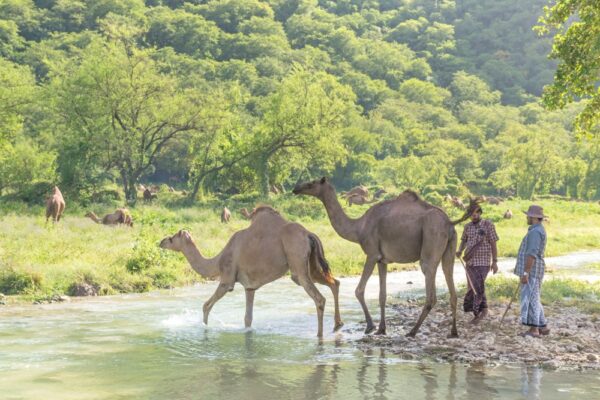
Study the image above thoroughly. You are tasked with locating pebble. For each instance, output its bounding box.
[587,354,597,362]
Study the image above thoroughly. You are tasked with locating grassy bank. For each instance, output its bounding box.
[1,192,599,301]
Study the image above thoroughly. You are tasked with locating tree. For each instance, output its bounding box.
[536,0,600,135]
[253,68,356,196]
[48,39,207,202]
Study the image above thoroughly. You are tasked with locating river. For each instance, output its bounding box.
[2,251,600,399]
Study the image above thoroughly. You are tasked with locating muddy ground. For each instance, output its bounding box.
[355,300,600,370]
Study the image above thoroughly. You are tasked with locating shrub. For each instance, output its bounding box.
[0,266,43,295]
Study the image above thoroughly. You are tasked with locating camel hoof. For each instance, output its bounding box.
[406,331,417,338]
[374,328,386,336]
[333,322,344,332]
[447,332,459,339]
[364,325,376,334]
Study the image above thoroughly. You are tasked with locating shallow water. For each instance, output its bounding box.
[2,251,600,399]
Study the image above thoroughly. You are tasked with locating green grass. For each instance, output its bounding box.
[1,192,599,300]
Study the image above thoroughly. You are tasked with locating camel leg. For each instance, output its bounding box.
[202,283,229,325]
[355,256,378,334]
[244,289,255,328]
[442,234,459,338]
[298,276,326,337]
[407,268,437,337]
[310,273,343,332]
[375,262,387,335]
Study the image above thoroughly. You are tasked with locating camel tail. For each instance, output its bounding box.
[308,234,335,285]
[450,197,482,225]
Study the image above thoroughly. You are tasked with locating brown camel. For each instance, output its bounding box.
[487,196,503,205]
[86,208,133,227]
[159,206,343,336]
[503,209,513,219]
[293,177,476,337]
[45,186,65,223]
[221,207,231,223]
[143,188,157,201]
[240,208,253,219]
[341,185,369,199]
[347,194,376,206]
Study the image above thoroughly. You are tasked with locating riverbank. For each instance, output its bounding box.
[356,298,600,370]
[1,195,599,301]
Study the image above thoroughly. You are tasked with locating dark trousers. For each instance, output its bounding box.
[463,265,490,316]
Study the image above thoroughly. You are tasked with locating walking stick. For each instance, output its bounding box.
[458,257,478,296]
[500,279,521,323]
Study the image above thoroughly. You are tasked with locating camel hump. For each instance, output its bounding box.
[398,190,420,201]
[308,234,335,285]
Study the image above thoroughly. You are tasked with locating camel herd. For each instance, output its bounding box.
[42,181,498,338]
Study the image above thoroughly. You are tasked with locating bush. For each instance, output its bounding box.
[0,266,43,295]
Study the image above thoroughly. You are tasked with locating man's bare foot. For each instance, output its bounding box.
[540,327,550,336]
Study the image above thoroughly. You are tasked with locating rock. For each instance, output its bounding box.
[406,281,413,285]
[69,283,98,297]
[566,345,579,353]
[587,354,598,362]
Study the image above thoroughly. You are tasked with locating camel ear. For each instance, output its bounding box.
[176,230,184,237]
[320,177,327,183]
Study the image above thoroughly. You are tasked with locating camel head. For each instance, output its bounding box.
[292,177,331,198]
[159,230,193,252]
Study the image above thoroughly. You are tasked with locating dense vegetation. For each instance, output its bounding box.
[0,0,599,204]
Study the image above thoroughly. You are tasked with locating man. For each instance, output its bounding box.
[514,205,549,338]
[456,205,499,324]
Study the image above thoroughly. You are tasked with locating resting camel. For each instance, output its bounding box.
[45,186,65,223]
[293,177,476,337]
[221,207,231,223]
[487,196,503,205]
[86,208,133,227]
[159,206,343,337]
[341,185,369,199]
[347,194,376,206]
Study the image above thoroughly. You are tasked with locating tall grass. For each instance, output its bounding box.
[1,192,599,299]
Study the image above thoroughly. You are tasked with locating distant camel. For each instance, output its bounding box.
[143,188,157,201]
[341,185,369,199]
[240,208,253,219]
[159,206,343,336]
[294,177,477,337]
[86,208,133,227]
[221,207,231,223]
[503,209,513,219]
[451,196,465,210]
[487,196,503,205]
[347,194,376,206]
[45,186,65,223]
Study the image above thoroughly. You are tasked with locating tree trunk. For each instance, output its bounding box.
[121,171,138,204]
[258,157,270,197]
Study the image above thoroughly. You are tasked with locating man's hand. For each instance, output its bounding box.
[521,274,529,284]
[491,262,498,274]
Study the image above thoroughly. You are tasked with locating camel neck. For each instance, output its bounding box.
[320,188,360,243]
[180,242,220,279]
[88,213,100,223]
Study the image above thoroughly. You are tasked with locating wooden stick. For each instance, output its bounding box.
[458,257,477,296]
[500,279,521,323]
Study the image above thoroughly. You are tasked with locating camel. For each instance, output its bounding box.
[451,196,465,210]
[159,206,343,337]
[143,188,157,201]
[240,208,253,219]
[487,196,503,205]
[373,189,387,199]
[293,177,476,337]
[347,194,376,206]
[341,185,369,199]
[503,209,513,219]
[86,208,133,227]
[45,186,65,223]
[221,207,231,223]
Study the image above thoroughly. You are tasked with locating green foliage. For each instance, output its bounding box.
[0,265,43,295]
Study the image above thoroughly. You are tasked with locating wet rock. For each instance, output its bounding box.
[587,354,598,362]
[69,283,98,297]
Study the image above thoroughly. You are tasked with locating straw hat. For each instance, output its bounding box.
[523,205,545,219]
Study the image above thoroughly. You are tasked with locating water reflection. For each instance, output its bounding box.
[520,366,542,399]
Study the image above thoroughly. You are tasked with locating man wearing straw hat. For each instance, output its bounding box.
[456,205,499,324]
[515,205,549,338]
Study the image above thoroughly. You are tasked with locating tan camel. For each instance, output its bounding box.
[86,208,133,226]
[503,209,513,219]
[45,186,65,223]
[293,177,476,337]
[487,196,503,205]
[347,194,376,206]
[221,207,231,223]
[159,206,343,336]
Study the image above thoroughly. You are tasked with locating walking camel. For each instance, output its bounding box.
[45,186,65,223]
[293,177,476,337]
[159,206,343,337]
